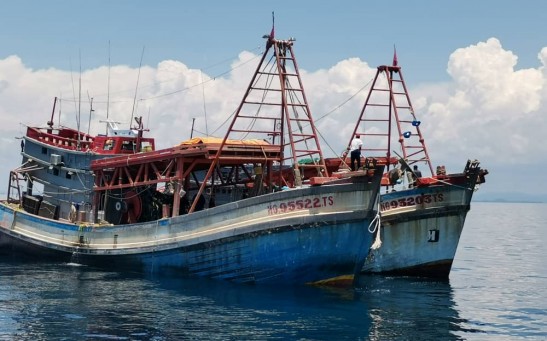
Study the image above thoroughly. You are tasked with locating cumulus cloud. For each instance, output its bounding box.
[417,38,546,170]
[0,38,546,196]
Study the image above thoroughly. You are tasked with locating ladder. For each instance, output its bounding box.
[7,171,23,205]
[347,59,434,175]
[189,32,328,212]
[231,37,326,177]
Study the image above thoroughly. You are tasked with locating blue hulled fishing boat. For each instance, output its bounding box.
[327,55,488,278]
[0,30,382,285]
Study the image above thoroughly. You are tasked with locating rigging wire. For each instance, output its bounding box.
[306,77,375,160]
[69,58,78,119]
[237,54,277,140]
[270,76,375,163]
[212,69,375,162]
[138,50,264,102]
[107,40,111,120]
[207,51,276,140]
[130,46,145,128]
[200,69,209,136]
[316,77,374,124]
[56,46,264,105]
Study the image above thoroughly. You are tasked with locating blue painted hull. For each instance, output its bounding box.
[1,177,380,285]
[83,221,367,283]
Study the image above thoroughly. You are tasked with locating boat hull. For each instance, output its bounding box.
[362,183,475,278]
[1,178,379,285]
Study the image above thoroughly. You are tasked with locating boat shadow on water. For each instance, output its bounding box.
[0,258,486,340]
[142,268,484,340]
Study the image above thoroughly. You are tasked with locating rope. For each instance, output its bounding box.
[315,77,374,124]
[313,77,376,167]
[419,176,473,191]
[210,52,274,139]
[368,202,382,250]
[141,50,264,102]
[315,128,347,166]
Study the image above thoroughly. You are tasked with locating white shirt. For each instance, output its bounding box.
[350,137,363,151]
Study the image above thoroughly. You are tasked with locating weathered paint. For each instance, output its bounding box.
[362,183,474,278]
[0,179,379,285]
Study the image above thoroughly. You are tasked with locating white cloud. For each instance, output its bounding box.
[447,38,542,113]
[0,38,546,196]
[416,38,546,170]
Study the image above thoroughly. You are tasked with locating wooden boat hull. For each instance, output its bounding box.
[0,179,379,285]
[362,183,475,278]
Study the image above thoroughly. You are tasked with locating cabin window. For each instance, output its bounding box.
[103,139,115,151]
[65,171,72,179]
[141,141,153,152]
[41,147,48,155]
[121,140,135,151]
[52,168,59,176]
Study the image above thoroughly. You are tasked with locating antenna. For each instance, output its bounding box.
[130,46,145,129]
[58,94,62,126]
[47,97,57,128]
[271,11,275,39]
[200,70,208,136]
[264,12,275,48]
[69,58,78,122]
[147,107,151,132]
[87,91,94,136]
[77,49,82,150]
[107,40,111,120]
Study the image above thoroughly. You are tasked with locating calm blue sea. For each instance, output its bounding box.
[0,202,546,340]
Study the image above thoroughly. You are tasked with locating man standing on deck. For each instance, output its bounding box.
[408,164,422,188]
[349,134,363,171]
[413,165,422,178]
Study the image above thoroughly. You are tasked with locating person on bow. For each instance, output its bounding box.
[349,134,363,171]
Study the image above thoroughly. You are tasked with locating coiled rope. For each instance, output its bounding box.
[368,202,382,250]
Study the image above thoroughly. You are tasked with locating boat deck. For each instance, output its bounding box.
[90,141,283,170]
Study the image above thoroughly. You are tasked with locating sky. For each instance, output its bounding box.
[0,1,546,201]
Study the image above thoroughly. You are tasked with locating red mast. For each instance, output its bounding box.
[345,53,434,176]
[189,27,327,212]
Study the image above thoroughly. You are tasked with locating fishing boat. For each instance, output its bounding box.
[0,30,383,285]
[328,54,488,278]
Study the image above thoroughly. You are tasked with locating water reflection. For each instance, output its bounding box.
[356,275,468,340]
[147,271,467,340]
[3,203,546,340]
[1,261,470,340]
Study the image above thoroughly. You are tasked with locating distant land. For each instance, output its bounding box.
[473,191,547,204]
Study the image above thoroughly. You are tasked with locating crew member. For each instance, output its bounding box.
[349,134,363,171]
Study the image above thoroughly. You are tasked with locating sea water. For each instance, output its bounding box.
[0,202,545,340]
